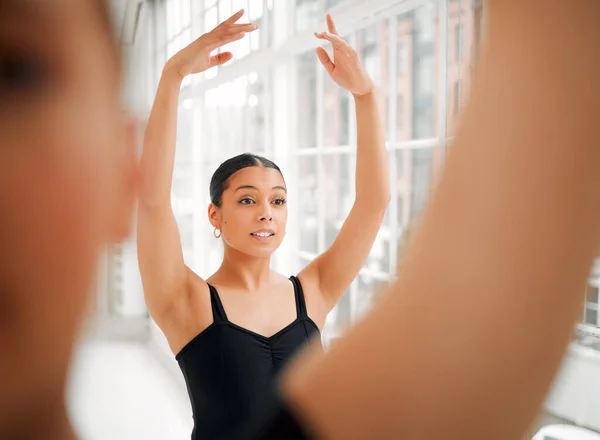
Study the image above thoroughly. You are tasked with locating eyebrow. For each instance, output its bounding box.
[234,185,287,193]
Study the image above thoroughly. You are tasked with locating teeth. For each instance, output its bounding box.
[253,232,272,237]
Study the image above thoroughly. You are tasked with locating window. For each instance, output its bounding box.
[298,156,319,255]
[323,73,351,147]
[398,94,405,129]
[325,0,345,9]
[148,0,484,346]
[323,154,354,248]
[584,283,599,326]
[295,0,321,32]
[397,43,408,76]
[296,52,317,149]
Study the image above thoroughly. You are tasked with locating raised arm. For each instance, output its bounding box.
[137,10,257,320]
[280,1,600,439]
[299,15,390,314]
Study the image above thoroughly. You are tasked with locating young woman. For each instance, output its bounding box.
[227,0,600,439]
[0,1,137,439]
[137,10,390,440]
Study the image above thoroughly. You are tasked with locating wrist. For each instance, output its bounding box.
[162,59,185,84]
[352,89,376,103]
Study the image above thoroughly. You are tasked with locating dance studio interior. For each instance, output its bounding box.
[63,0,600,439]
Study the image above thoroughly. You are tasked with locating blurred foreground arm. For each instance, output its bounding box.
[277,1,600,439]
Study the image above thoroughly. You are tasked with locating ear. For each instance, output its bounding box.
[208,203,221,229]
[108,114,139,243]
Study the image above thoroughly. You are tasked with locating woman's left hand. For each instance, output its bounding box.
[315,14,374,97]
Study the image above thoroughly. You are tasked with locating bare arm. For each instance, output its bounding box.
[137,10,257,319]
[299,15,390,312]
[282,1,600,439]
[137,66,188,318]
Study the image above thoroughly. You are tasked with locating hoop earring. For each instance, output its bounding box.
[213,227,222,239]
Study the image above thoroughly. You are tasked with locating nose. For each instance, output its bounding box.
[258,204,273,222]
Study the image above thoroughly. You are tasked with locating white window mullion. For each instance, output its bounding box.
[316,49,326,254]
[387,15,399,274]
[437,0,449,161]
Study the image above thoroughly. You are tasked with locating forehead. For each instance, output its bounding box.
[227,167,286,189]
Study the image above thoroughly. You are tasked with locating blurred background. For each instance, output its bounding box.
[67,1,600,439]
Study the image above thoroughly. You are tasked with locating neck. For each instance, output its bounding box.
[218,246,273,291]
[1,395,76,440]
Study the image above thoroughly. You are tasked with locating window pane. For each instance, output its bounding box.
[325,0,345,9]
[324,289,351,344]
[412,3,437,140]
[586,284,599,304]
[172,164,194,200]
[232,0,245,14]
[213,84,231,159]
[250,27,261,51]
[323,74,350,147]
[357,23,390,139]
[447,0,482,135]
[295,0,320,32]
[410,147,435,218]
[228,77,247,155]
[246,73,267,153]
[166,0,180,40]
[175,104,193,163]
[394,3,438,141]
[585,308,598,326]
[396,15,412,142]
[297,52,317,148]
[178,213,194,263]
[365,218,391,274]
[298,156,319,254]
[204,6,218,32]
[249,0,263,20]
[181,0,191,29]
[395,145,436,233]
[204,89,219,151]
[218,0,232,20]
[356,275,388,319]
[323,154,354,249]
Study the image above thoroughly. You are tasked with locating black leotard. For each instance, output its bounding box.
[176,276,321,439]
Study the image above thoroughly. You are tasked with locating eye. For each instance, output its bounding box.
[272,198,287,206]
[239,197,255,205]
[0,51,44,92]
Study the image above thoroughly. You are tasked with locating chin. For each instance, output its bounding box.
[244,239,283,258]
[249,244,280,258]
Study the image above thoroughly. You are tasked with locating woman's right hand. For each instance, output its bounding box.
[166,9,257,78]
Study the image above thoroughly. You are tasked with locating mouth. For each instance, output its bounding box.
[251,230,275,240]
